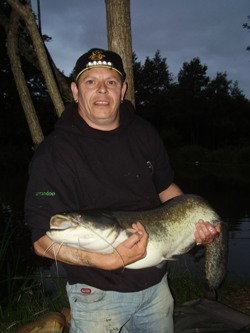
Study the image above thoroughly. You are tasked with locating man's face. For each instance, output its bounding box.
[71,68,127,130]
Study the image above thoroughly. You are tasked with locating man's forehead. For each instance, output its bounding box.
[79,67,122,80]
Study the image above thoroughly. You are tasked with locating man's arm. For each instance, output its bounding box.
[33,222,148,270]
[159,182,220,244]
[159,182,183,202]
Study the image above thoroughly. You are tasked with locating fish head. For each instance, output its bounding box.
[47,211,121,252]
[47,213,95,245]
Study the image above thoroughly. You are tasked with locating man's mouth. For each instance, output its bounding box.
[94,101,109,106]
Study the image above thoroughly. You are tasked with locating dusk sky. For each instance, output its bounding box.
[31,1,250,98]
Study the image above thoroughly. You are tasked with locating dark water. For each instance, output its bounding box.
[170,163,250,281]
[227,216,250,279]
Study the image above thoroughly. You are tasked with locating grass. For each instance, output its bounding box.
[0,276,69,332]
[169,273,205,304]
[0,211,69,332]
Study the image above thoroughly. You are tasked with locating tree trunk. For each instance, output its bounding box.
[7,10,44,148]
[7,0,65,117]
[0,12,73,103]
[105,0,135,105]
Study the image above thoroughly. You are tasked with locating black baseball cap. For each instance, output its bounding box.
[72,48,126,81]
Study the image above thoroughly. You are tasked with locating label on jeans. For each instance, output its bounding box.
[81,288,92,294]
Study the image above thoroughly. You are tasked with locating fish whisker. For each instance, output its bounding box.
[44,241,65,275]
[44,240,57,256]
[85,226,125,270]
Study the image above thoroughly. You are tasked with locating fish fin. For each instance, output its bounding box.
[156,262,165,269]
[156,258,176,268]
[163,255,178,261]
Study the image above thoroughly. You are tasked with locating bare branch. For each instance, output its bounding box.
[0,11,73,102]
[7,0,65,117]
[7,9,44,148]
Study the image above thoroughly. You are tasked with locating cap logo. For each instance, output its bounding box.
[86,50,113,69]
[89,50,106,61]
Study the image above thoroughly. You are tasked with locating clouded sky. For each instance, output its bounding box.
[31,0,250,99]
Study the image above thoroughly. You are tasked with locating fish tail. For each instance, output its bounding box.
[204,222,228,300]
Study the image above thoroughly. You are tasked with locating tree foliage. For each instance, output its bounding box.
[243,15,250,51]
[134,51,172,129]
[133,52,250,150]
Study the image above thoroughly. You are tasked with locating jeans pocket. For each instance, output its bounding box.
[67,283,106,305]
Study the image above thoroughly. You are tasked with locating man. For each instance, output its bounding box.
[25,48,220,333]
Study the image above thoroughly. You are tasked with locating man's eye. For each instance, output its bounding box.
[107,80,117,86]
[86,79,95,85]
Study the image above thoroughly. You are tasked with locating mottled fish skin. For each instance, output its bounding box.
[47,194,228,295]
[205,222,228,299]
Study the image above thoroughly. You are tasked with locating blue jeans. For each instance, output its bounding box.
[66,274,174,333]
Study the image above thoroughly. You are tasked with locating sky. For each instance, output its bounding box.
[31,0,250,99]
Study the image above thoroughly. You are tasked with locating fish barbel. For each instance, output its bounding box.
[47,194,228,294]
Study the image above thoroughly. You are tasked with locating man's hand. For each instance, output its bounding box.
[109,222,148,269]
[195,220,221,245]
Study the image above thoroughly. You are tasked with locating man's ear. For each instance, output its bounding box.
[71,82,79,103]
[121,81,128,100]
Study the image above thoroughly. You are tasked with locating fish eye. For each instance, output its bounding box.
[71,215,82,223]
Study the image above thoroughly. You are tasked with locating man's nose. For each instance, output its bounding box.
[97,81,107,93]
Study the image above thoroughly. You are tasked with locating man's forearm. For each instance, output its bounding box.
[34,235,123,269]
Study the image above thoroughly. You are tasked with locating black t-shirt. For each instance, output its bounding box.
[25,102,174,292]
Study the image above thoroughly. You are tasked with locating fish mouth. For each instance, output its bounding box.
[50,214,80,230]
